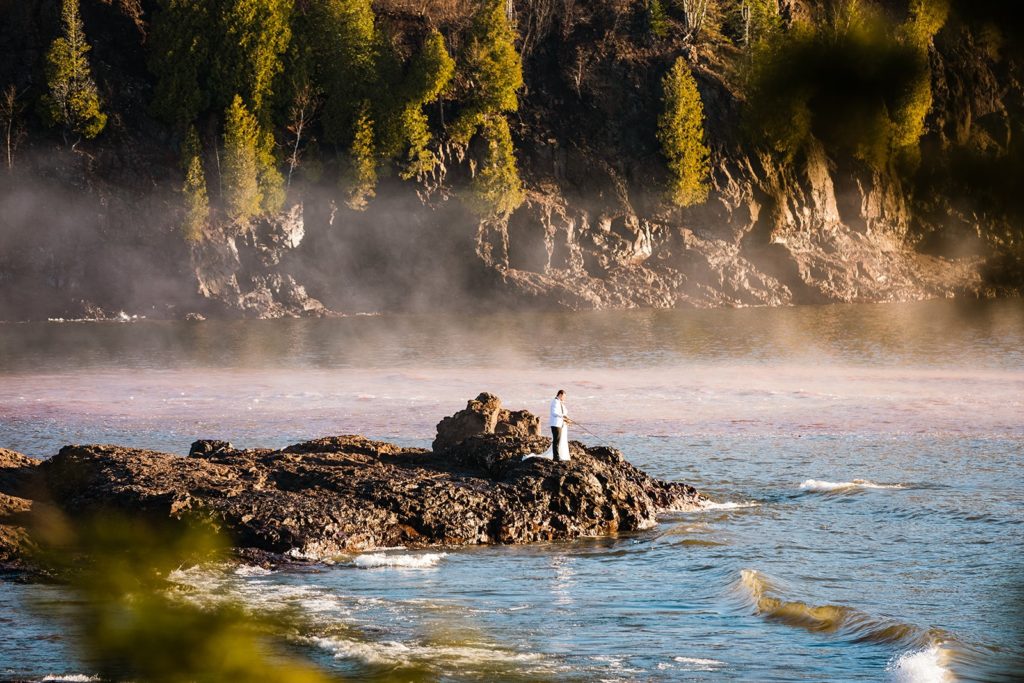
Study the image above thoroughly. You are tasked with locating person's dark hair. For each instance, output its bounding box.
[556,389,565,397]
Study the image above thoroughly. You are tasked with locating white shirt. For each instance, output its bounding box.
[550,398,567,429]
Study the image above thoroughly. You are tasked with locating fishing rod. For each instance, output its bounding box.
[568,419,623,453]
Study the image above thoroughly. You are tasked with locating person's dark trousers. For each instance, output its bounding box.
[551,426,563,460]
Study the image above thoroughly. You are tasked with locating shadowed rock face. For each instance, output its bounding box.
[1,397,702,566]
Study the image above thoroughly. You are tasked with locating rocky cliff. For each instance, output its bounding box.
[0,0,1019,321]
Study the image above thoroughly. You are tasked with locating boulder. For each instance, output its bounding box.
[433,393,542,452]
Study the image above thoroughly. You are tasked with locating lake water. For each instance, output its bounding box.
[1,300,1023,681]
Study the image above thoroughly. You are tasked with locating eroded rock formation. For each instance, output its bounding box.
[0,397,701,570]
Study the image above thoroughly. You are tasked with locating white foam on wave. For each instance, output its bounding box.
[698,500,760,510]
[886,645,954,683]
[233,564,273,577]
[311,635,543,668]
[352,552,447,569]
[799,478,905,492]
[673,656,726,670]
[41,676,100,682]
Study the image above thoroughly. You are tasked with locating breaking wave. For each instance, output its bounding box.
[698,500,761,510]
[735,570,955,681]
[352,552,447,569]
[799,479,906,493]
[886,645,955,683]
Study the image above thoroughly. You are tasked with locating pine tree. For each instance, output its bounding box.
[658,58,711,207]
[450,0,523,146]
[649,0,670,40]
[181,126,210,242]
[148,0,210,127]
[452,0,525,216]
[210,0,293,116]
[313,0,378,144]
[223,95,262,224]
[346,101,377,210]
[469,115,525,217]
[257,127,285,213]
[42,0,107,144]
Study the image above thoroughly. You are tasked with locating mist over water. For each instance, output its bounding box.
[1,299,1023,681]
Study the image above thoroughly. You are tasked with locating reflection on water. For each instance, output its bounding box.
[1,299,1023,681]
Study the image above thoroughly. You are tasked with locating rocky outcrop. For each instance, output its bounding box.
[2,398,701,566]
[190,206,332,319]
[432,392,542,452]
[0,449,40,567]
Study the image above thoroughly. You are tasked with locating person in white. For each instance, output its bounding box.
[525,389,571,461]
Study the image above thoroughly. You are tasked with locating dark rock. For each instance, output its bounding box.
[0,450,40,568]
[189,440,235,458]
[17,398,701,562]
[433,393,542,452]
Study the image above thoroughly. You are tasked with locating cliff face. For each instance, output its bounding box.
[0,0,1017,321]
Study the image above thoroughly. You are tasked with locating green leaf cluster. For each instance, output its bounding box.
[658,57,711,207]
[41,0,107,141]
[181,126,210,242]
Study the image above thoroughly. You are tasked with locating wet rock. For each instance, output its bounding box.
[432,393,542,452]
[15,397,701,562]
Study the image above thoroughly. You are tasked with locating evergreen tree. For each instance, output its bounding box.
[181,126,210,242]
[658,58,711,207]
[450,0,523,146]
[649,0,671,40]
[399,29,455,179]
[470,115,525,217]
[210,0,293,116]
[149,0,292,126]
[347,101,377,210]
[223,95,262,224]
[42,0,107,144]
[148,0,210,127]
[452,0,525,216]
[257,128,285,213]
[312,0,378,144]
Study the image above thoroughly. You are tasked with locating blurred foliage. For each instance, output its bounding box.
[41,0,107,143]
[29,510,335,683]
[181,126,210,242]
[745,0,947,170]
[658,57,711,207]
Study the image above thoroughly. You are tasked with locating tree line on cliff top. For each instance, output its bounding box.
[14,0,1021,260]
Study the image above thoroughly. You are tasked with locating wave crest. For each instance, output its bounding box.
[352,552,447,569]
[799,479,905,493]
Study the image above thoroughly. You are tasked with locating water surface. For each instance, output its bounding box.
[1,300,1022,681]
